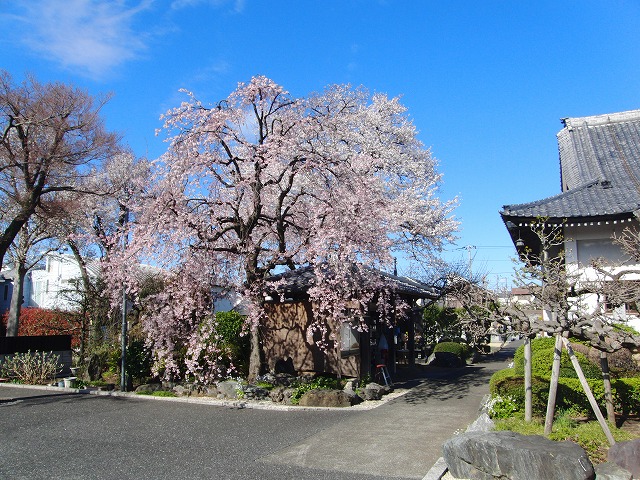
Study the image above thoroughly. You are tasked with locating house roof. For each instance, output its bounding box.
[501,109,640,224]
[266,264,438,300]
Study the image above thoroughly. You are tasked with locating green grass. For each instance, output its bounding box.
[494,412,635,464]
[135,390,177,397]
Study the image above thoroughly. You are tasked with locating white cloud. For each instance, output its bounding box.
[170,0,245,14]
[2,0,153,79]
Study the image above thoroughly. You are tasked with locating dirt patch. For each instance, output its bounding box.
[617,415,640,437]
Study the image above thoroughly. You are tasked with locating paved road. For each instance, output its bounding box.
[0,341,520,480]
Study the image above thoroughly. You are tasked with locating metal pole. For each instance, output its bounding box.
[120,285,127,391]
[120,207,129,392]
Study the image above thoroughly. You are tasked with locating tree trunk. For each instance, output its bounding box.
[544,334,563,435]
[5,263,27,337]
[563,338,616,446]
[68,241,92,358]
[248,326,261,382]
[524,336,532,422]
[599,351,616,426]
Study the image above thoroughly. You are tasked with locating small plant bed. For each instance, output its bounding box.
[131,372,394,407]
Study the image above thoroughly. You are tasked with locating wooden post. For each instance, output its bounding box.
[524,336,532,422]
[599,351,616,425]
[563,338,616,446]
[544,334,563,435]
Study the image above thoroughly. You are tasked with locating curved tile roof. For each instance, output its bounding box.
[501,109,640,222]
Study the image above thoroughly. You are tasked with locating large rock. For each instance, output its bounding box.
[362,382,390,401]
[465,412,495,433]
[443,431,594,480]
[608,439,640,478]
[298,389,352,407]
[594,462,632,480]
[216,380,242,399]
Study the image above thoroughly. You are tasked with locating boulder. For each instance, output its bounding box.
[465,412,495,433]
[134,383,162,394]
[608,439,640,478]
[243,385,270,400]
[216,380,242,399]
[443,431,594,480]
[362,382,389,401]
[298,389,352,407]
[269,386,295,404]
[342,387,363,405]
[594,462,632,480]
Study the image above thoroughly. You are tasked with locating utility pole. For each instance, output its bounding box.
[465,245,476,277]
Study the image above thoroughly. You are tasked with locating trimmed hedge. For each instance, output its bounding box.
[489,367,640,418]
[513,337,599,379]
[433,341,469,359]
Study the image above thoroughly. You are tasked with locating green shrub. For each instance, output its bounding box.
[514,337,600,379]
[433,341,467,359]
[491,373,550,416]
[125,339,153,383]
[486,394,519,418]
[613,377,640,415]
[513,337,557,375]
[489,368,517,394]
[556,378,606,415]
[290,376,342,405]
[215,311,250,376]
[490,367,640,420]
[531,348,601,380]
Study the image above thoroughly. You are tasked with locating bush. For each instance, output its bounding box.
[214,311,250,376]
[613,377,640,415]
[489,367,517,393]
[491,372,550,416]
[290,376,343,405]
[433,341,468,360]
[513,337,600,379]
[125,338,152,383]
[490,367,640,419]
[0,350,61,384]
[486,394,519,418]
[513,337,557,374]
[1,307,84,348]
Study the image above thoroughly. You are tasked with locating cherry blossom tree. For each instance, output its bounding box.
[121,76,458,382]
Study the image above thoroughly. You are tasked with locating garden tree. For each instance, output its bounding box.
[54,151,151,368]
[421,303,461,347]
[115,76,458,382]
[451,222,640,436]
[0,70,119,270]
[4,211,62,336]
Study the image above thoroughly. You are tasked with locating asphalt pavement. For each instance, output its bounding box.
[262,339,521,479]
[0,340,521,479]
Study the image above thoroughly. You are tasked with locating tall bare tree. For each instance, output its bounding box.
[0,70,119,269]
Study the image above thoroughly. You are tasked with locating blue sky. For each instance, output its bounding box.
[2,0,639,289]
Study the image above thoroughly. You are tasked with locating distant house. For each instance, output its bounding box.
[27,253,101,311]
[500,109,640,332]
[261,265,437,378]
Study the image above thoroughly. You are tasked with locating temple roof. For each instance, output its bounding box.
[266,264,438,300]
[501,109,640,223]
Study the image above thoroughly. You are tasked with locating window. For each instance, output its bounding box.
[340,322,360,355]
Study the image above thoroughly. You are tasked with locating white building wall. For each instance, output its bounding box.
[27,254,86,311]
[564,222,640,332]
